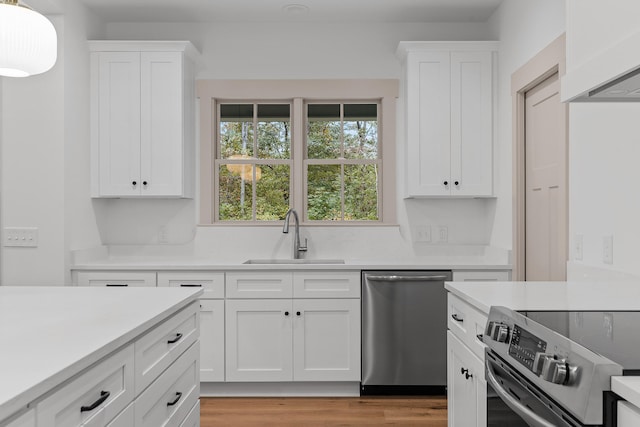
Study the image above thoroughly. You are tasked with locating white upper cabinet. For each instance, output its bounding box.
[90,41,198,198]
[397,42,497,198]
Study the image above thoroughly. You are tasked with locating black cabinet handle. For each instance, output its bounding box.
[284,311,290,316]
[460,368,473,380]
[180,284,202,287]
[106,284,128,287]
[167,391,182,407]
[81,390,110,412]
[296,311,301,316]
[476,334,484,341]
[132,181,137,186]
[167,333,183,344]
[451,314,464,323]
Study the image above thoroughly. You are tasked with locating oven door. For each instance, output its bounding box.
[485,350,585,427]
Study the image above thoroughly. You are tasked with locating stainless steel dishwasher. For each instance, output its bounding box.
[361,270,452,395]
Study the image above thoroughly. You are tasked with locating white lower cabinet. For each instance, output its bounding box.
[199,299,225,382]
[105,403,134,427]
[225,298,361,382]
[179,401,200,427]
[618,401,640,427]
[447,331,486,427]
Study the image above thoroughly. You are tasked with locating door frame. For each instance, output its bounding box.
[511,34,568,281]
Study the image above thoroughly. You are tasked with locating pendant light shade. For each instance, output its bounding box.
[0,0,57,77]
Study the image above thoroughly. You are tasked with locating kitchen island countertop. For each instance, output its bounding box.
[0,286,202,423]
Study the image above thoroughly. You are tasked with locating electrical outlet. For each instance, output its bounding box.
[4,227,38,247]
[574,234,583,261]
[158,226,168,244]
[414,225,431,243]
[603,312,614,340]
[437,226,448,243]
[603,235,613,264]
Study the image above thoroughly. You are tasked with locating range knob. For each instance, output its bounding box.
[532,352,554,375]
[495,324,510,343]
[539,356,578,385]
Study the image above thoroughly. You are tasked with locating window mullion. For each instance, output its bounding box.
[292,98,305,217]
[252,103,258,220]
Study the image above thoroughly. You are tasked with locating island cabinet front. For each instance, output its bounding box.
[446,291,489,427]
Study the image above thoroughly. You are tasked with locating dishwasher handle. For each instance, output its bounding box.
[365,275,449,282]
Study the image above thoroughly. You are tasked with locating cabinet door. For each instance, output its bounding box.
[447,331,485,427]
[140,51,184,197]
[3,409,34,427]
[199,299,225,382]
[406,51,451,197]
[75,271,156,287]
[293,299,361,382]
[225,299,293,382]
[450,51,493,197]
[618,401,640,427]
[94,51,141,197]
[158,271,225,299]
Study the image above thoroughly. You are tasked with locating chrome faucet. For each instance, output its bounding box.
[282,208,307,259]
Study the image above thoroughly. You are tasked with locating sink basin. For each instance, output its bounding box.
[243,259,345,265]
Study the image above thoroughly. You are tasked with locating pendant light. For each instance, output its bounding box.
[0,0,57,77]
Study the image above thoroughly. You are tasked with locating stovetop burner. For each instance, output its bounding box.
[519,310,640,374]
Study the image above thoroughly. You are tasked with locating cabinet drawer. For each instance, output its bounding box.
[2,409,35,427]
[37,344,134,427]
[179,401,200,427]
[136,342,200,427]
[447,293,487,360]
[452,270,511,281]
[135,302,199,394]
[76,271,157,287]
[158,272,225,299]
[293,272,360,298]
[226,272,293,299]
[618,401,640,427]
[105,402,134,427]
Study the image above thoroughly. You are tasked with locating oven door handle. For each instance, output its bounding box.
[485,358,556,427]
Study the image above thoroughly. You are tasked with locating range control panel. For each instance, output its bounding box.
[509,325,547,372]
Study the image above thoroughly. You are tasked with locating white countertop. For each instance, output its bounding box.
[446,280,640,409]
[70,256,511,271]
[0,286,202,422]
[445,280,640,313]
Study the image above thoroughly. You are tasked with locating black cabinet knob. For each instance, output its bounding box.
[284,311,290,316]
[132,181,137,186]
[143,181,148,186]
[454,181,459,186]
[443,181,448,186]
[296,311,301,316]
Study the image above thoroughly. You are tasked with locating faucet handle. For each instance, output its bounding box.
[299,238,308,252]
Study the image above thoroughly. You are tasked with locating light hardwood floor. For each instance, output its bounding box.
[200,396,447,426]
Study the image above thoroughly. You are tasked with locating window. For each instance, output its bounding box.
[198,80,398,225]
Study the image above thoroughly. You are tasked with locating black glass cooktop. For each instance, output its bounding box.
[519,311,640,374]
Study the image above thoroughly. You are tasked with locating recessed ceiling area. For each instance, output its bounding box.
[73,0,504,23]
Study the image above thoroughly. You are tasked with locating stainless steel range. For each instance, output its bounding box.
[483,306,640,426]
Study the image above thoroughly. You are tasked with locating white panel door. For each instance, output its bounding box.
[199,299,225,382]
[447,331,485,427]
[451,51,493,197]
[292,299,361,381]
[140,51,184,196]
[225,299,293,382]
[406,51,451,196]
[96,51,141,197]
[525,73,567,281]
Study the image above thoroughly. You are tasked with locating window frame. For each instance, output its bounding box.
[197,80,398,226]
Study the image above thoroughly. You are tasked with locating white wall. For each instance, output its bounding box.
[95,20,498,260]
[487,0,566,250]
[1,0,105,285]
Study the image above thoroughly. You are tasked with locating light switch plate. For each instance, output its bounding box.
[574,234,583,261]
[4,227,38,247]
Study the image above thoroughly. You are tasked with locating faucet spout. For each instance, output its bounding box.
[283,208,307,259]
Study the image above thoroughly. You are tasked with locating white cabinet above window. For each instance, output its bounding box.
[89,41,199,198]
[397,42,498,198]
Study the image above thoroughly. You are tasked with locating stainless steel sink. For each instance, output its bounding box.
[243,259,345,265]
